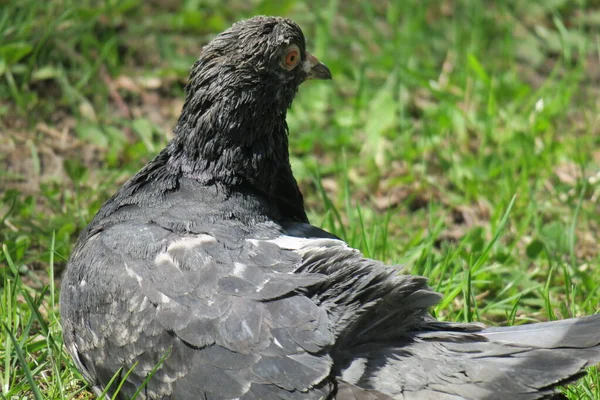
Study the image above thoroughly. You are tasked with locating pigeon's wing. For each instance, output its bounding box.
[60,221,336,400]
[273,228,600,400]
[62,218,600,400]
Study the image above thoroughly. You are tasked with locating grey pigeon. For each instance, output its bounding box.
[60,16,600,400]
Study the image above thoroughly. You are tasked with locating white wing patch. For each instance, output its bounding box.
[158,292,171,304]
[155,252,178,270]
[261,235,313,250]
[125,262,143,284]
[341,357,368,384]
[167,234,217,252]
[154,234,218,273]
[233,262,247,276]
[263,235,358,256]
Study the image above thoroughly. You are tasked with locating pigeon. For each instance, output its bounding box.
[60,16,600,400]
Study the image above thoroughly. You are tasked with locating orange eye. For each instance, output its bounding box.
[282,45,301,70]
[286,50,299,66]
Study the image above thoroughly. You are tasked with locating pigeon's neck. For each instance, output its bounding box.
[166,94,308,223]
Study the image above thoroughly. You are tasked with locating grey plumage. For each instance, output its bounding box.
[60,16,600,400]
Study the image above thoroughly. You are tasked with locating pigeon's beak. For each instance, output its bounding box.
[304,52,332,80]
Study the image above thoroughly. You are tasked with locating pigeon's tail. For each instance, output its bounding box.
[296,238,598,399]
[480,314,600,367]
[337,314,600,400]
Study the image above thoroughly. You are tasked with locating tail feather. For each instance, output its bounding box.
[305,242,600,399]
[340,316,600,400]
[481,314,600,356]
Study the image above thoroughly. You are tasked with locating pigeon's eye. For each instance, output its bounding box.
[282,45,301,71]
[285,51,299,66]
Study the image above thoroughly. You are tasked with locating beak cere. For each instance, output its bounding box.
[304,52,332,80]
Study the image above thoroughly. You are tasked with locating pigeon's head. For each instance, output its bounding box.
[215,16,330,83]
[179,16,331,135]
[170,16,329,203]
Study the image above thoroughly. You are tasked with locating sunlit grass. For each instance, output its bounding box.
[1,0,599,398]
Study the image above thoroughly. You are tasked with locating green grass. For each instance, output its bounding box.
[1,0,600,398]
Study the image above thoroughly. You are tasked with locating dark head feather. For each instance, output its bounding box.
[163,16,328,221]
[174,16,308,142]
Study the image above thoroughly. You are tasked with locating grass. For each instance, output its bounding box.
[1,0,599,398]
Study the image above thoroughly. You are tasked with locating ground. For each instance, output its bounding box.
[0,1,599,398]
